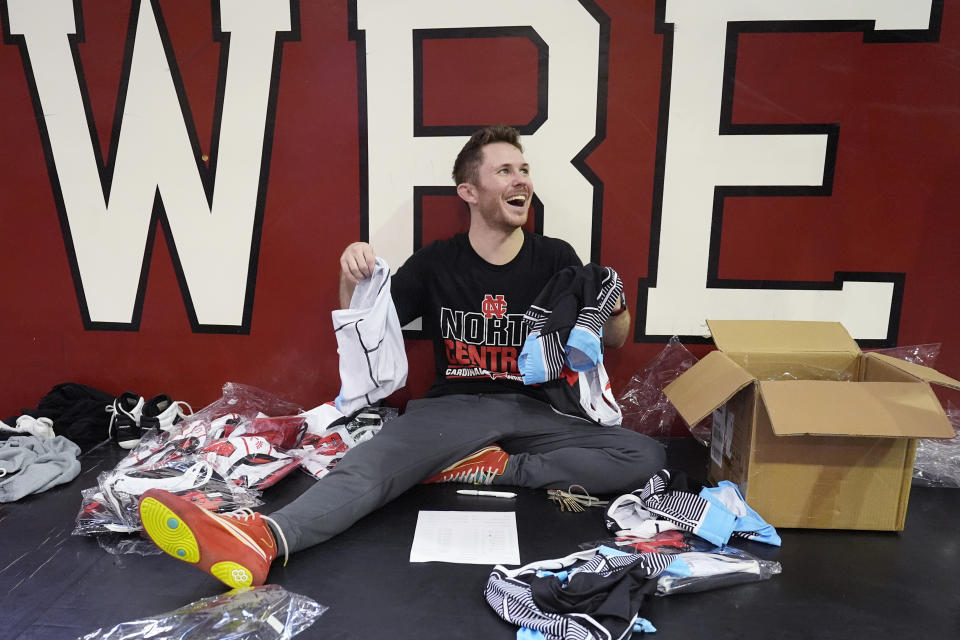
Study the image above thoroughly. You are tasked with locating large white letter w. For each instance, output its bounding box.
[6,0,293,329]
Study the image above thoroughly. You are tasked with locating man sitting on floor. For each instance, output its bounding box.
[137,125,666,588]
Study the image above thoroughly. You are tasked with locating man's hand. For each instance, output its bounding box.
[602,295,630,349]
[340,242,376,284]
[339,242,376,308]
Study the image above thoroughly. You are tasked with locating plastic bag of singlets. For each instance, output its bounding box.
[575,533,781,597]
[187,382,303,429]
[76,584,327,640]
[655,546,782,596]
[287,404,396,480]
[113,414,232,473]
[140,382,303,456]
[227,415,308,450]
[199,436,301,490]
[73,459,263,536]
[74,487,137,535]
[616,336,700,440]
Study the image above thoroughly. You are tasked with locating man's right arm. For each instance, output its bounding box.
[338,241,377,308]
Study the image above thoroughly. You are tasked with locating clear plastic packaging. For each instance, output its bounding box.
[573,535,781,596]
[228,416,308,450]
[148,383,303,454]
[913,400,960,488]
[114,417,230,473]
[740,343,941,383]
[77,584,328,640]
[73,383,305,546]
[73,461,263,536]
[655,546,782,596]
[866,344,960,488]
[617,336,699,439]
[287,435,351,481]
[96,532,163,556]
[199,436,301,490]
[288,405,395,480]
[103,459,263,528]
[189,382,303,427]
[869,343,941,367]
[74,487,140,536]
[747,360,855,382]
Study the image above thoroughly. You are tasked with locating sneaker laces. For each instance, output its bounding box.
[172,400,194,418]
[106,400,137,439]
[450,466,500,485]
[222,507,290,567]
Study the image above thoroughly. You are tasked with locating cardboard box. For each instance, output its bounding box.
[663,320,959,531]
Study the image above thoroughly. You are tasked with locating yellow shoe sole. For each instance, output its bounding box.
[140,496,201,563]
[210,561,255,588]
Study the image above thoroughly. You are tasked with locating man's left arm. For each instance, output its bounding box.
[602,293,630,348]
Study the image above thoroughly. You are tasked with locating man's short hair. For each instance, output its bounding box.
[452,124,524,186]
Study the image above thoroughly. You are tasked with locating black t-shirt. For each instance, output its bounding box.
[391,230,582,398]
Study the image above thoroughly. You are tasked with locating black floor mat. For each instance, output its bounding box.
[1,438,957,639]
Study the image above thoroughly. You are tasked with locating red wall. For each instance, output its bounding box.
[2,0,958,425]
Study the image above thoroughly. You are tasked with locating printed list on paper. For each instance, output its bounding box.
[409,511,520,565]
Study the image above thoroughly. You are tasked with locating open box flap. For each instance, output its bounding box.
[864,352,960,391]
[706,320,860,355]
[663,350,755,426]
[758,380,955,438]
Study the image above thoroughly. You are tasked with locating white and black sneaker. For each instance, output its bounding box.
[140,394,193,433]
[106,392,145,449]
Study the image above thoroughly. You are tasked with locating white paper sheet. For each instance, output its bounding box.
[409,511,520,565]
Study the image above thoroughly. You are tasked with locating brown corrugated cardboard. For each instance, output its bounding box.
[865,352,960,390]
[707,319,861,355]
[759,381,951,438]
[664,320,959,531]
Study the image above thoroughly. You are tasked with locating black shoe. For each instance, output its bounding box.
[106,392,145,449]
[140,394,193,434]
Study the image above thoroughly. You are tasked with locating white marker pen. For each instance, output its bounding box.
[456,489,517,499]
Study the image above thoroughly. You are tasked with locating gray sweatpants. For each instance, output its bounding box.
[269,393,665,552]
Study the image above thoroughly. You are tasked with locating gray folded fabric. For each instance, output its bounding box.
[0,435,81,502]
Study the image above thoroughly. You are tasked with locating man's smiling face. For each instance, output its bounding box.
[467,141,533,232]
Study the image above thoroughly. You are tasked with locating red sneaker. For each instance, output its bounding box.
[139,488,288,588]
[423,445,509,485]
